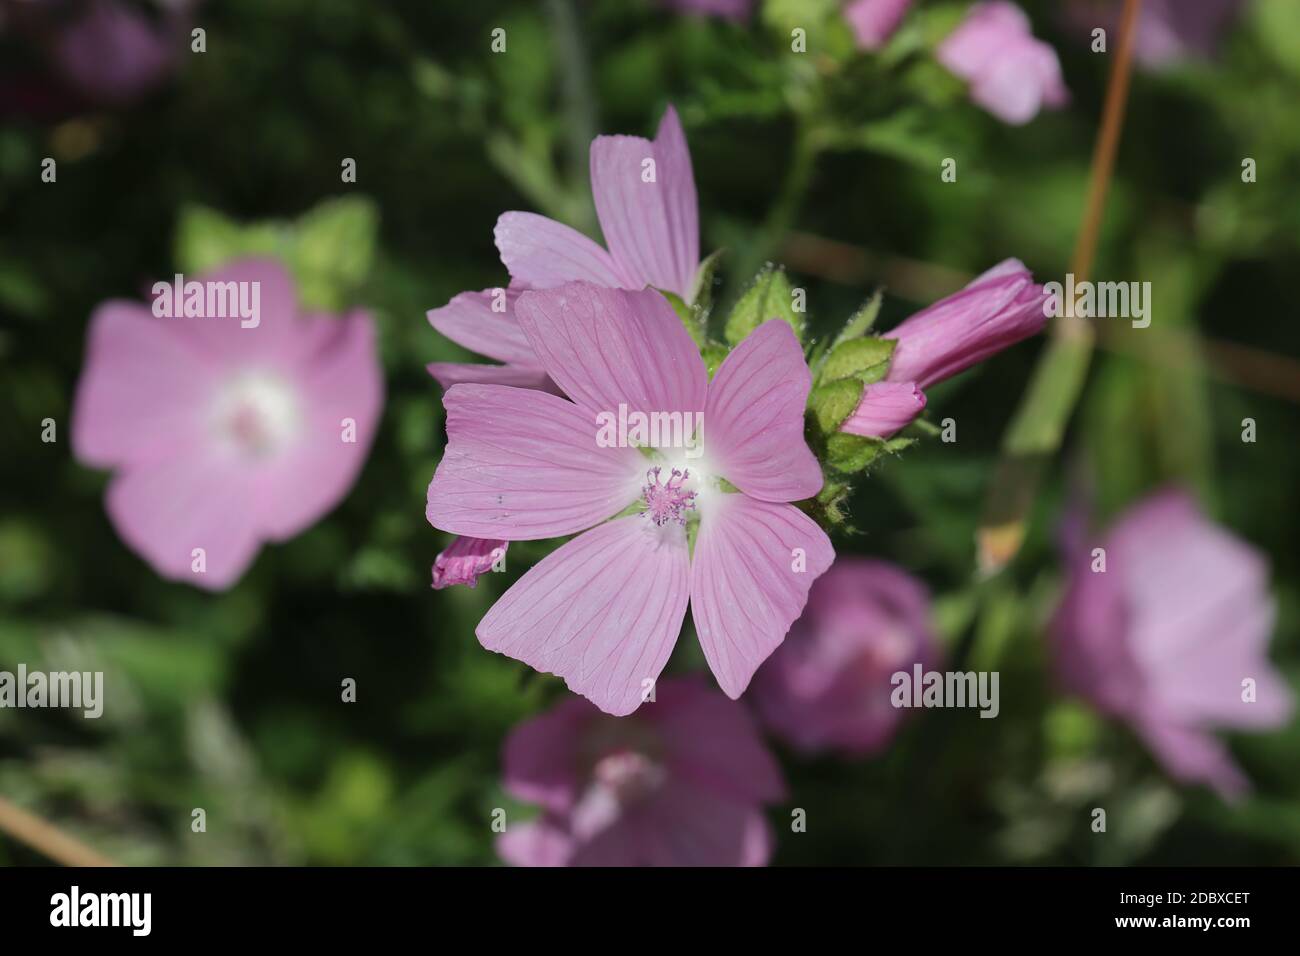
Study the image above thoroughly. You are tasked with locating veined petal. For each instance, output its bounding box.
[704,321,822,502]
[495,211,635,290]
[515,282,707,423]
[478,516,691,717]
[591,105,699,300]
[690,494,834,699]
[427,287,533,365]
[426,384,644,540]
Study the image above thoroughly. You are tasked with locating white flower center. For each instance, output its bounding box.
[212,371,301,460]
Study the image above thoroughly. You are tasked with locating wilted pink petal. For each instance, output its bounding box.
[498,676,783,867]
[1051,489,1295,800]
[431,536,507,589]
[843,0,912,50]
[753,558,940,755]
[72,258,382,591]
[590,105,700,301]
[704,320,822,503]
[514,282,707,421]
[937,2,1069,125]
[885,258,1047,388]
[691,493,835,699]
[841,381,926,438]
[426,384,645,541]
[478,517,691,717]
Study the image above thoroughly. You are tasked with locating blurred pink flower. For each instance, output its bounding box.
[426,105,699,391]
[1051,489,1295,800]
[753,558,940,755]
[0,0,197,115]
[1064,0,1245,68]
[72,258,383,590]
[498,676,785,866]
[844,0,912,50]
[431,535,506,589]
[937,1,1069,125]
[427,282,833,716]
[842,258,1047,438]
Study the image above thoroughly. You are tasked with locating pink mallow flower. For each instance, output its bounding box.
[426,281,834,716]
[426,105,700,392]
[1051,489,1295,801]
[753,558,940,755]
[498,676,785,866]
[72,258,383,590]
[937,2,1069,125]
[844,0,912,50]
[842,258,1047,438]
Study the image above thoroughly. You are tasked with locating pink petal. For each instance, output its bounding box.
[690,494,835,698]
[704,321,822,503]
[497,815,574,867]
[431,536,508,590]
[572,781,774,866]
[426,361,553,392]
[840,381,927,438]
[426,287,534,365]
[590,105,699,300]
[72,300,221,468]
[158,257,303,365]
[494,211,635,290]
[843,0,912,50]
[1136,718,1251,802]
[514,282,707,421]
[477,516,691,716]
[648,676,787,804]
[104,440,263,591]
[427,384,645,540]
[253,310,384,541]
[501,696,594,813]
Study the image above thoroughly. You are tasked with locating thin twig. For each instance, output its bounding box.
[0,796,117,867]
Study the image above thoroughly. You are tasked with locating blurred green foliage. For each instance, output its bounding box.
[1,0,1297,865]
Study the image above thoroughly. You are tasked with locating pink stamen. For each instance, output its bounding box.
[642,467,696,527]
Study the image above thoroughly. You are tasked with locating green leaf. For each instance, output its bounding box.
[808,378,864,433]
[173,197,378,311]
[819,336,896,384]
[835,290,884,344]
[723,264,805,346]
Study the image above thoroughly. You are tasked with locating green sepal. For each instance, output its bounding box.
[808,377,865,434]
[818,336,896,385]
[723,264,805,346]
